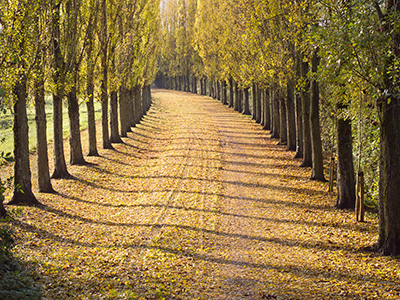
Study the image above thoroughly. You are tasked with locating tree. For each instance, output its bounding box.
[0,0,41,205]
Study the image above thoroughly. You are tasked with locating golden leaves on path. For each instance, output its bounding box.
[5,89,400,299]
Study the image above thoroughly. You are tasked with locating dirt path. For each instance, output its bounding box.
[4,89,400,299]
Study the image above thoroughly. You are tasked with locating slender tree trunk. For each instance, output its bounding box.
[68,85,86,165]
[279,89,287,145]
[51,3,70,178]
[234,81,239,112]
[100,0,112,149]
[294,91,303,158]
[34,65,54,193]
[271,86,280,139]
[9,76,39,205]
[286,78,296,151]
[252,83,257,120]
[119,86,128,137]
[260,88,265,126]
[301,59,312,167]
[263,88,271,130]
[134,85,142,125]
[229,78,234,108]
[310,51,326,181]
[336,106,355,209]
[256,85,262,123]
[86,43,98,156]
[110,90,122,143]
[222,80,227,105]
[243,88,251,115]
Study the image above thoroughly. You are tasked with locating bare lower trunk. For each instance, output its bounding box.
[301,59,312,167]
[263,88,271,131]
[68,86,86,165]
[286,79,296,151]
[110,90,122,143]
[336,110,355,209]
[134,85,142,125]
[34,74,54,193]
[9,77,40,206]
[243,88,250,115]
[310,51,325,181]
[279,89,287,145]
[252,83,257,120]
[229,78,234,108]
[86,56,99,156]
[271,86,280,139]
[256,85,262,124]
[378,95,400,256]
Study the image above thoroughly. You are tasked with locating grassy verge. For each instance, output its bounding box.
[0,98,102,156]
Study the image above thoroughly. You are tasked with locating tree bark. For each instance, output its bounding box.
[378,95,400,255]
[228,78,234,108]
[300,59,312,167]
[336,106,356,209]
[68,86,87,165]
[86,40,99,156]
[263,88,271,131]
[243,88,251,115]
[256,85,262,124]
[119,86,128,137]
[100,0,112,149]
[271,86,280,139]
[9,76,40,206]
[234,81,239,112]
[134,85,142,125]
[279,89,287,145]
[222,80,227,105]
[286,78,296,151]
[51,2,71,179]
[310,51,326,181]
[34,66,54,193]
[252,83,257,120]
[110,90,122,143]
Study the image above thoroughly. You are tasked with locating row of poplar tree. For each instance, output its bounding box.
[156,0,400,256]
[0,1,160,214]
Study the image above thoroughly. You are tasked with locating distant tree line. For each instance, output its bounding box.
[157,0,400,256]
[0,0,160,215]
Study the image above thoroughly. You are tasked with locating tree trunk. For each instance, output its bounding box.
[100,0,112,149]
[294,91,303,158]
[252,83,257,120]
[271,86,280,139]
[222,80,227,105]
[34,67,54,193]
[234,81,239,112]
[336,107,356,209]
[243,88,251,115]
[301,59,312,167]
[134,85,142,125]
[263,88,271,131]
[256,85,262,123]
[279,89,287,145]
[378,95,400,256]
[260,88,265,126]
[51,3,71,179]
[286,78,296,151]
[310,51,326,181]
[9,77,39,206]
[229,78,234,108]
[68,86,87,165]
[86,43,99,156]
[119,86,128,137]
[110,90,122,143]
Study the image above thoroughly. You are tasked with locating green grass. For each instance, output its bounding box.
[0,98,102,156]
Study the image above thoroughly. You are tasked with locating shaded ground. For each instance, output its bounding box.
[2,89,400,299]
